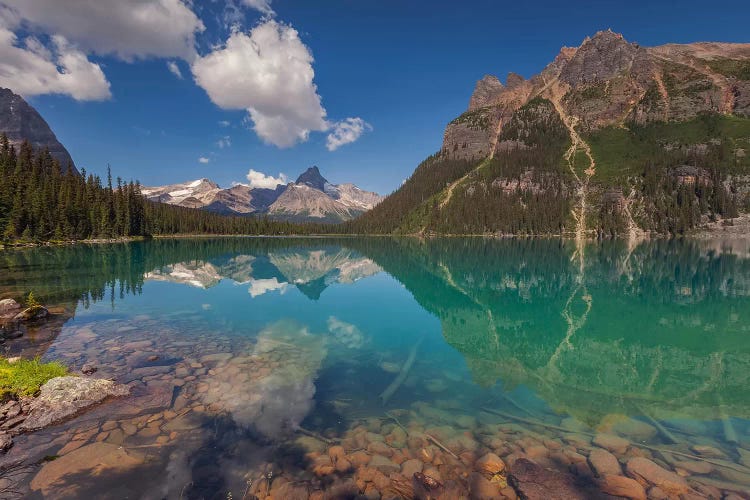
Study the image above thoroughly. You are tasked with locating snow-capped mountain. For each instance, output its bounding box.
[142,167,382,222]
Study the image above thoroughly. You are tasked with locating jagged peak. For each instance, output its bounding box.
[506,72,526,88]
[295,165,329,191]
[469,75,505,110]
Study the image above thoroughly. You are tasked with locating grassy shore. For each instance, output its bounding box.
[0,357,68,400]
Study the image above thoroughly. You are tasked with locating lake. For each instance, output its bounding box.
[1,237,750,498]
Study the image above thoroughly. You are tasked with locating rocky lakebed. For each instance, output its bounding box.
[0,310,749,500]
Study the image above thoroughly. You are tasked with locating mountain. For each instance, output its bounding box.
[0,87,77,174]
[143,166,383,223]
[353,31,750,237]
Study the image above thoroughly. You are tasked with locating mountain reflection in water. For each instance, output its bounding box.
[1,237,750,497]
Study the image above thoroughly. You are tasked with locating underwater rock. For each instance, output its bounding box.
[81,363,98,375]
[509,458,588,500]
[587,448,621,477]
[598,414,657,441]
[30,442,143,497]
[400,458,423,478]
[0,320,25,339]
[625,457,689,496]
[327,316,366,349]
[593,433,630,454]
[18,376,130,432]
[597,474,647,500]
[379,361,401,374]
[370,454,400,474]
[475,452,505,476]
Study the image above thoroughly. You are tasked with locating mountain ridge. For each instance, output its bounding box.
[352,30,750,237]
[143,167,383,223]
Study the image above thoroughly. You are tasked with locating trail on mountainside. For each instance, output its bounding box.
[439,157,491,210]
[545,82,596,241]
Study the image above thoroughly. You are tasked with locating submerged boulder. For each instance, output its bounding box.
[18,376,129,432]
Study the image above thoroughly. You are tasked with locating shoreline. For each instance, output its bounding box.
[1,214,749,250]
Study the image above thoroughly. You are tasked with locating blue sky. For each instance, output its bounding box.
[3,0,749,194]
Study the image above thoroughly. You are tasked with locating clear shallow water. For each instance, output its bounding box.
[1,237,750,498]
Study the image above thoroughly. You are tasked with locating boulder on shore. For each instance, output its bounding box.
[14,306,49,322]
[0,298,20,315]
[18,376,129,432]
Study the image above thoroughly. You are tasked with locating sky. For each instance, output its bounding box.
[1,0,748,195]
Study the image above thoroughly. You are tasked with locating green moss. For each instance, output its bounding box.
[0,357,68,400]
[706,58,750,80]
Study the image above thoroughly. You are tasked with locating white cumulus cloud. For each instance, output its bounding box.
[245,169,288,189]
[0,28,110,100]
[217,136,231,148]
[326,117,372,151]
[166,60,183,78]
[191,19,328,148]
[198,156,210,164]
[2,0,204,61]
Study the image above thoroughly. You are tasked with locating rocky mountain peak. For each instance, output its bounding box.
[469,75,505,110]
[295,166,328,191]
[505,72,526,89]
[560,29,640,85]
[0,87,78,173]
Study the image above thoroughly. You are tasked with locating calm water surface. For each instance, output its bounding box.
[1,237,750,498]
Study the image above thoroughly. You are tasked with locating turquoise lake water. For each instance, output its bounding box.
[1,237,750,498]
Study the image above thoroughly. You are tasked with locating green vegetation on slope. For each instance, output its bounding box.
[587,113,750,183]
[0,357,68,400]
[347,154,480,234]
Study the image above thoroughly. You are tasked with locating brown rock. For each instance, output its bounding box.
[587,448,622,477]
[598,474,647,500]
[475,452,506,476]
[593,433,630,454]
[30,442,143,497]
[335,458,352,473]
[400,458,423,478]
[370,454,400,475]
[625,457,688,495]
[328,445,346,462]
[673,459,713,475]
[349,450,371,467]
[469,472,502,499]
[312,455,335,477]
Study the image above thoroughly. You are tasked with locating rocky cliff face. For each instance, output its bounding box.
[143,167,383,223]
[442,30,750,159]
[0,88,77,173]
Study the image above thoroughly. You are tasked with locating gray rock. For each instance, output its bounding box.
[0,431,12,452]
[14,306,49,322]
[81,363,98,375]
[0,321,26,339]
[509,458,589,500]
[0,87,77,173]
[0,298,20,314]
[18,376,129,432]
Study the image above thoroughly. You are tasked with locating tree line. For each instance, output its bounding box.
[0,135,324,243]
